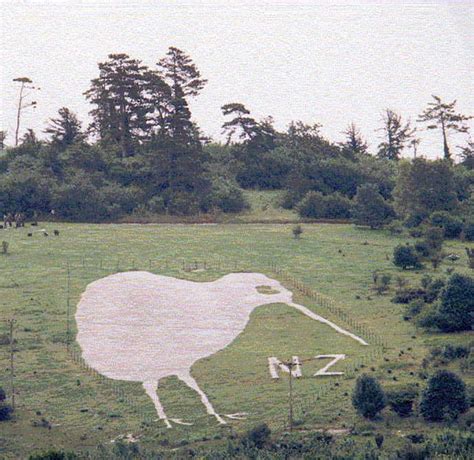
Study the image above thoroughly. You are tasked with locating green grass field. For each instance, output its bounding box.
[0,222,472,457]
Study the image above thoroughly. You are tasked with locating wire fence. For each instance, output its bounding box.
[2,256,387,434]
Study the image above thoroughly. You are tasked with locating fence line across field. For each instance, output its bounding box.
[2,256,387,435]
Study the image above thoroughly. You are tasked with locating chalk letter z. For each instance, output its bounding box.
[313,354,346,376]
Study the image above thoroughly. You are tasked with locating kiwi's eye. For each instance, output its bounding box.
[256,285,280,295]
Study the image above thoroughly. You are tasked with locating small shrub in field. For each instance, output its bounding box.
[1,241,8,254]
[0,404,13,421]
[386,220,404,235]
[374,274,391,295]
[352,374,386,419]
[0,388,12,422]
[424,226,444,254]
[405,299,425,319]
[241,423,271,449]
[420,370,469,422]
[386,387,418,417]
[375,433,384,449]
[461,222,474,241]
[393,245,422,270]
[292,224,303,239]
[429,211,463,239]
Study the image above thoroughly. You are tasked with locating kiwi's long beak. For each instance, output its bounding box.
[287,302,368,346]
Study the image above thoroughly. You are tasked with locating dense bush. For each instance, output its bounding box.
[241,423,271,449]
[386,387,418,417]
[0,388,12,422]
[297,191,352,219]
[207,180,249,213]
[420,371,469,422]
[392,288,426,304]
[462,221,474,241]
[429,211,463,239]
[351,183,395,228]
[352,374,386,419]
[393,244,422,270]
[434,273,474,332]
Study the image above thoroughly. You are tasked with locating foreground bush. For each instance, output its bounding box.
[352,374,386,419]
[420,370,469,422]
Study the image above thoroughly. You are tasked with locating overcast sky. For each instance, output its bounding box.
[1,0,473,158]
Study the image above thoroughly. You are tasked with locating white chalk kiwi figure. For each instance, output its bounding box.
[76,271,367,428]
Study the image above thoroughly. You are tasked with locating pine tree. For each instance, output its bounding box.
[418,95,472,160]
[377,109,416,160]
[85,53,148,157]
[342,122,368,157]
[45,107,85,148]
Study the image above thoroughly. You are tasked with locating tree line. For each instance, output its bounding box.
[0,48,473,222]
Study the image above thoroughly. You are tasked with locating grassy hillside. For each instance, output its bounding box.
[0,223,472,457]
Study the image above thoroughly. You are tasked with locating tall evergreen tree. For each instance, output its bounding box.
[377,109,416,160]
[45,107,85,148]
[221,103,258,144]
[157,47,207,144]
[154,47,210,211]
[85,53,148,157]
[418,95,472,160]
[341,122,368,157]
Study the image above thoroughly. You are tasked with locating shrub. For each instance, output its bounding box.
[414,240,430,258]
[352,374,386,419]
[424,278,445,303]
[393,244,422,270]
[0,403,13,421]
[146,195,166,214]
[1,241,8,254]
[420,370,469,422]
[375,433,384,449]
[386,219,404,235]
[461,222,474,241]
[386,387,418,417]
[0,387,5,402]
[241,423,271,449]
[429,211,463,239]
[208,180,249,213]
[351,184,395,229]
[392,288,425,304]
[434,273,474,332]
[423,226,444,254]
[292,224,303,239]
[164,191,200,216]
[374,274,391,295]
[405,299,425,319]
[297,191,351,219]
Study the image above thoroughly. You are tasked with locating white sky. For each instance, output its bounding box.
[1,0,473,158]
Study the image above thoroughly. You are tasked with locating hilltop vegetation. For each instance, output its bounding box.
[1,49,473,228]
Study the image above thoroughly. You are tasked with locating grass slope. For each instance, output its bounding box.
[0,223,472,457]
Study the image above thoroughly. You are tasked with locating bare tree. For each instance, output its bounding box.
[13,77,40,146]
